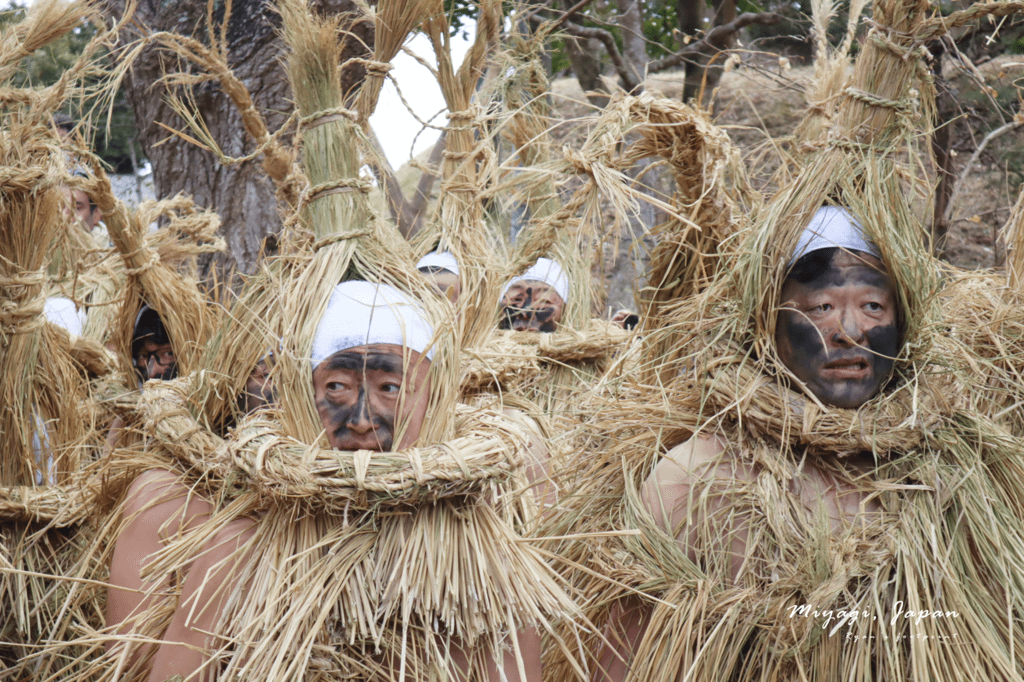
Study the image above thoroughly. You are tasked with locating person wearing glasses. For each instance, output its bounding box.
[132,305,177,384]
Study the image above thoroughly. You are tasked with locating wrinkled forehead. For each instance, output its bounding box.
[782,248,893,292]
[503,280,564,304]
[314,343,426,375]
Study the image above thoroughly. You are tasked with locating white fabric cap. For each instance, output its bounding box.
[133,303,150,335]
[44,297,85,336]
[311,281,435,367]
[503,257,569,305]
[416,251,460,276]
[790,206,880,265]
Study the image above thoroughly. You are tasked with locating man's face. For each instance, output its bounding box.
[240,359,276,414]
[775,250,899,409]
[313,343,431,451]
[499,280,565,333]
[421,269,460,303]
[64,188,101,232]
[134,339,177,382]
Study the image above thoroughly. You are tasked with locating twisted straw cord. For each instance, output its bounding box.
[446,107,478,132]
[300,107,360,130]
[0,270,47,288]
[0,486,86,526]
[345,57,393,77]
[306,177,373,202]
[0,166,50,193]
[843,87,914,113]
[864,24,919,60]
[0,272,45,334]
[562,146,595,176]
[132,381,529,510]
[123,250,161,276]
[313,228,374,250]
[210,408,526,504]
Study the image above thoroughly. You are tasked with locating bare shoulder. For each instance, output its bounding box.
[640,434,731,531]
[501,407,555,506]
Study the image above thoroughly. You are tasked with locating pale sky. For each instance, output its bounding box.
[369,28,474,170]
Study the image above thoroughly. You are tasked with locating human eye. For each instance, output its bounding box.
[812,302,832,313]
[380,381,402,394]
[325,380,349,392]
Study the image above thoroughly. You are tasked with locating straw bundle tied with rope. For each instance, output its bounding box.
[0,2,140,674]
[410,0,504,350]
[538,1,1024,681]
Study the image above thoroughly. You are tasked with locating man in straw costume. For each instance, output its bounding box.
[107,279,484,679]
[44,1,578,680]
[499,257,569,333]
[533,0,1024,679]
[417,250,461,303]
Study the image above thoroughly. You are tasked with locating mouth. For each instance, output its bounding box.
[821,357,870,379]
[333,431,391,452]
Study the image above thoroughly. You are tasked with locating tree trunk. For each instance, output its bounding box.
[101,0,372,279]
[679,0,737,107]
[616,0,647,93]
[928,41,955,258]
[677,0,705,103]
[701,0,737,108]
[561,0,610,108]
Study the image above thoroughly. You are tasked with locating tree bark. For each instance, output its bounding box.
[677,0,705,103]
[928,41,955,257]
[679,0,738,107]
[559,0,610,108]
[102,0,372,278]
[616,0,647,93]
[701,0,737,108]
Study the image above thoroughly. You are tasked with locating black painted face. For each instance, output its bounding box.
[498,280,565,333]
[312,344,431,452]
[775,250,899,409]
[134,340,177,382]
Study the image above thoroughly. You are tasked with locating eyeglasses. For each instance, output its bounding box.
[135,349,175,367]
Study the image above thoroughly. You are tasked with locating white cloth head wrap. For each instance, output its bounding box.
[502,257,569,304]
[790,206,880,265]
[44,297,85,336]
[416,251,460,276]
[311,281,435,368]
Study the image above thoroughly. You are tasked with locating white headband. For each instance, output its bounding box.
[790,206,880,265]
[416,251,460,276]
[311,281,435,368]
[44,297,85,336]
[502,257,569,304]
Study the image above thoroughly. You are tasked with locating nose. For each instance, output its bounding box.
[346,392,375,434]
[146,355,160,376]
[832,308,866,346]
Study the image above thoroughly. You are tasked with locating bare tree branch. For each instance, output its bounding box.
[560,19,642,92]
[944,119,1024,226]
[538,0,596,32]
[648,11,781,73]
[527,6,641,93]
[407,129,447,239]
[366,125,417,237]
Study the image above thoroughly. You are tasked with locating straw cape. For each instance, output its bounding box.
[0,1,118,672]
[537,1,1024,680]
[28,1,580,680]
